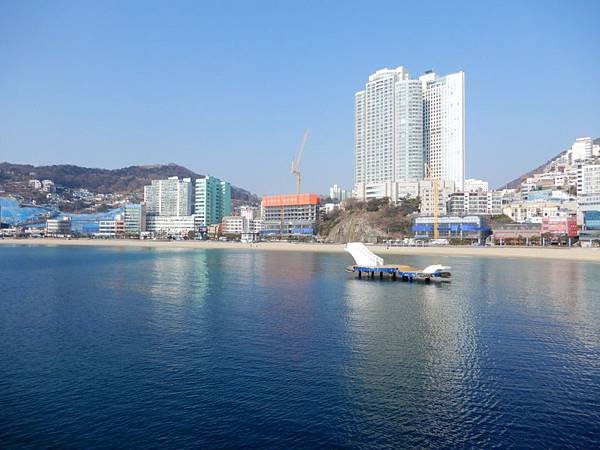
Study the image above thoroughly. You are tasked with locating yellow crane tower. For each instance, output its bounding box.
[424,164,439,240]
[291,130,309,194]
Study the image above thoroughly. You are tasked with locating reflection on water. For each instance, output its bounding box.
[343,275,484,444]
[149,249,210,302]
[0,246,599,448]
[342,256,600,446]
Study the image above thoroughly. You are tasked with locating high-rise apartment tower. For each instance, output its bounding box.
[354,66,464,200]
[143,176,193,216]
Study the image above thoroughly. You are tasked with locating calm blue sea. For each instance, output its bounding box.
[1,246,599,448]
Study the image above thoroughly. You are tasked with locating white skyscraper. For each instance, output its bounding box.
[354,66,465,199]
[420,70,465,191]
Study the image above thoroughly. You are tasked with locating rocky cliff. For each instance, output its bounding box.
[318,197,419,243]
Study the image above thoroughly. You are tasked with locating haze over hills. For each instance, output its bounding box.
[0,162,259,203]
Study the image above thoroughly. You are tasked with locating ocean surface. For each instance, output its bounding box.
[1,245,599,449]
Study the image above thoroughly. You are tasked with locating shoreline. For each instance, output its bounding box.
[1,238,599,262]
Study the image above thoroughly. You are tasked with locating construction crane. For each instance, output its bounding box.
[424,163,440,240]
[291,129,309,194]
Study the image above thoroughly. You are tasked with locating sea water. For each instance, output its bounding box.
[1,246,599,448]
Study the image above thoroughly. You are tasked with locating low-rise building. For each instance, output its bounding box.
[321,203,341,215]
[419,180,456,216]
[577,163,600,195]
[46,217,71,236]
[570,137,594,162]
[28,179,42,190]
[145,215,196,235]
[492,223,541,243]
[447,191,502,216]
[207,223,222,238]
[261,193,320,236]
[412,215,490,242]
[525,189,570,202]
[123,203,146,236]
[222,215,263,237]
[464,178,489,192]
[98,215,125,238]
[222,216,244,234]
[580,211,600,246]
[541,214,578,238]
[499,188,520,205]
[520,169,577,193]
[503,200,577,224]
[41,180,55,192]
[239,206,259,220]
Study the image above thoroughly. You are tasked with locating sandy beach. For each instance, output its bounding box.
[1,237,599,262]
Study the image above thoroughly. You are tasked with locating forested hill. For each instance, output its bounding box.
[0,162,258,202]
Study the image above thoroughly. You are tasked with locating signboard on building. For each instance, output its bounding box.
[261,193,320,207]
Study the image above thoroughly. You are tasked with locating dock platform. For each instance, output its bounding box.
[346,264,451,282]
[344,243,451,283]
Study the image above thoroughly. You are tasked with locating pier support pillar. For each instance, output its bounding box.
[358,270,361,278]
[380,272,383,279]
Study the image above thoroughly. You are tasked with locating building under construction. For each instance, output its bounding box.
[261,193,320,236]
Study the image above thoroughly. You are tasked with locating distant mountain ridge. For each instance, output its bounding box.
[0,162,258,203]
[500,137,599,190]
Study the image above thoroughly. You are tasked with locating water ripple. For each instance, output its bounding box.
[0,247,599,448]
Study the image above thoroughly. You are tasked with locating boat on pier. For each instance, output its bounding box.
[345,242,451,283]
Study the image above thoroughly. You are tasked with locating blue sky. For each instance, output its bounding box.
[1,0,599,195]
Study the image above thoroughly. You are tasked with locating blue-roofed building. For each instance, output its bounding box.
[0,197,53,226]
[66,209,123,234]
[412,215,491,243]
[1,196,123,234]
[580,210,600,246]
[524,189,570,202]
